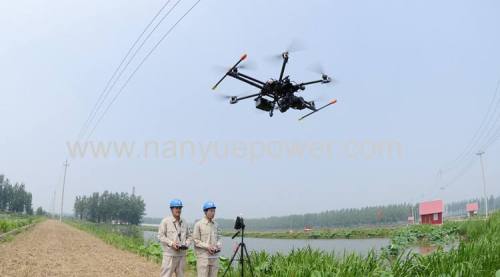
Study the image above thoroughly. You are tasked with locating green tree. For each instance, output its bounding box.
[36,206,45,216]
[73,191,146,225]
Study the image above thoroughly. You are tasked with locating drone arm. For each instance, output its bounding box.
[227,71,264,89]
[234,92,261,102]
[279,53,289,82]
[299,79,325,86]
[237,72,266,86]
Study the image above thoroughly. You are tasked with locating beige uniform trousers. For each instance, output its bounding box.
[196,258,219,277]
[160,255,186,277]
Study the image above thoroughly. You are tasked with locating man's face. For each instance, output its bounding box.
[205,208,215,220]
[171,207,182,218]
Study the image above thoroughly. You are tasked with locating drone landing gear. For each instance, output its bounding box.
[269,101,277,117]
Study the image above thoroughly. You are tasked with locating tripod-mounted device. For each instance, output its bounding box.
[212,51,338,121]
[222,216,254,277]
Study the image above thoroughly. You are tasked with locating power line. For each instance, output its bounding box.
[441,156,476,191]
[483,128,500,150]
[479,98,500,151]
[85,0,203,140]
[77,0,179,140]
[435,79,500,197]
[440,80,500,173]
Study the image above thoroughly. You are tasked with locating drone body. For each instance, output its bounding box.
[212,52,337,120]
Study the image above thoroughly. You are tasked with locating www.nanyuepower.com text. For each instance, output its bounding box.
[66,140,403,164]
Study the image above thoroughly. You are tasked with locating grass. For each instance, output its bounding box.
[0,213,39,234]
[66,220,163,262]
[0,213,43,242]
[66,220,197,274]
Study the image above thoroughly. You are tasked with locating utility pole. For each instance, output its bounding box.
[59,160,69,222]
[52,190,56,218]
[438,169,447,217]
[476,151,488,218]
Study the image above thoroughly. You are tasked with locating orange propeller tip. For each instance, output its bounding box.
[330,99,338,104]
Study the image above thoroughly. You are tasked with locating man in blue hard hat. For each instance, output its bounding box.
[158,199,192,277]
[192,201,221,277]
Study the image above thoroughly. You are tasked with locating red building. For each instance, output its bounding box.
[419,200,443,225]
[466,202,479,217]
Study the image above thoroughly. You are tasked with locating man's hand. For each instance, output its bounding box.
[208,246,218,254]
[172,242,180,250]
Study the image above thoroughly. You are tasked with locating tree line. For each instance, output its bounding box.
[218,204,413,230]
[217,196,500,230]
[74,191,145,225]
[0,174,33,215]
[144,195,500,230]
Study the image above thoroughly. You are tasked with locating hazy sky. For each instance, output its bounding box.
[1,0,499,221]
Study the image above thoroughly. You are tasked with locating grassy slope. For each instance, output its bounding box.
[0,213,43,240]
[70,214,500,276]
[66,220,197,275]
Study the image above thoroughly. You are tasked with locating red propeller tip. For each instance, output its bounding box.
[330,99,338,105]
[241,54,247,61]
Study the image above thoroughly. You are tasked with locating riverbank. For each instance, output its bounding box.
[70,213,500,276]
[223,225,397,239]
[222,212,500,276]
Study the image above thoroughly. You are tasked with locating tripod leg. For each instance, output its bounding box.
[223,244,242,277]
[242,244,255,277]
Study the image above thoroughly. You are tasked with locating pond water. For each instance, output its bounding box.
[143,231,390,257]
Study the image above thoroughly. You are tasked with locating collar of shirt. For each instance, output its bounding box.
[202,217,214,225]
[171,217,183,224]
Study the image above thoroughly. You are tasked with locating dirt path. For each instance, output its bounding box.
[0,220,161,277]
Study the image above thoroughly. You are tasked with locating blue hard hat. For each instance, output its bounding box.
[170,199,183,208]
[203,201,216,211]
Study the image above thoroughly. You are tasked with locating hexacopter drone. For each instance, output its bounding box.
[212,51,337,120]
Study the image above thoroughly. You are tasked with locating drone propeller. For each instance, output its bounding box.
[307,63,337,85]
[213,93,238,104]
[214,91,259,104]
[214,93,233,101]
[308,63,327,75]
[310,95,328,102]
[298,99,337,121]
[213,59,257,73]
[267,39,307,61]
[212,54,248,90]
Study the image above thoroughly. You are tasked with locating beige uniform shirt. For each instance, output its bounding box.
[192,217,222,259]
[157,216,192,257]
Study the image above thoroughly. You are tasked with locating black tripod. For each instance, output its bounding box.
[222,225,254,277]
